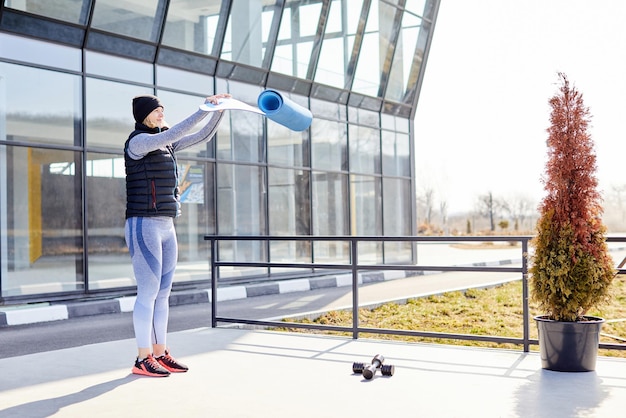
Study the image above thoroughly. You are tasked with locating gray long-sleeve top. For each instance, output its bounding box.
[126,109,224,160]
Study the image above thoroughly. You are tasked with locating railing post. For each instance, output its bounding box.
[351,238,359,339]
[210,237,217,328]
[522,238,530,352]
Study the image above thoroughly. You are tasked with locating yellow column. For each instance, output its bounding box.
[28,149,42,263]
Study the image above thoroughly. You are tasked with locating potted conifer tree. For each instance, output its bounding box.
[530,73,615,372]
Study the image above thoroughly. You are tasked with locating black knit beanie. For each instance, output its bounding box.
[132,95,164,124]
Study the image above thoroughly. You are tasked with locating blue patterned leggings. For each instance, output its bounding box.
[125,216,178,349]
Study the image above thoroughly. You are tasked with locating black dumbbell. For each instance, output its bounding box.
[352,354,395,380]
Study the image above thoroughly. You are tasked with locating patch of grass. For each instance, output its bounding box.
[279,276,626,357]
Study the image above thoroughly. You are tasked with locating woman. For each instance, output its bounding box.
[125,92,230,377]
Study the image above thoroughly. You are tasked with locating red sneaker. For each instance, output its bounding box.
[156,350,189,373]
[132,354,171,377]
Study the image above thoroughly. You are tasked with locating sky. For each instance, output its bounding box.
[413,0,626,215]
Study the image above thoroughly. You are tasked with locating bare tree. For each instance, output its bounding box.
[504,194,537,231]
[417,187,435,225]
[477,192,506,232]
[439,200,448,233]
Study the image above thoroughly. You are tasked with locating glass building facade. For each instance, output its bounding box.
[0,0,439,304]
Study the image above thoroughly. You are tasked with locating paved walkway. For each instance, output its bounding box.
[0,327,625,417]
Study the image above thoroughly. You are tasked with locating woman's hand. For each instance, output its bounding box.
[205,93,231,105]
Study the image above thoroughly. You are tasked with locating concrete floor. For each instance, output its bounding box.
[1,327,625,418]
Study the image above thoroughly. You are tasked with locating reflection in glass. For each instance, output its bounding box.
[314,0,362,89]
[269,167,311,264]
[86,78,150,150]
[0,146,84,296]
[221,0,281,67]
[173,159,214,283]
[350,174,382,263]
[86,51,153,83]
[269,167,310,236]
[385,11,422,103]
[217,163,267,275]
[401,1,435,104]
[352,1,397,97]
[271,2,322,78]
[0,62,80,146]
[162,0,224,55]
[312,171,349,261]
[3,0,90,24]
[267,121,308,167]
[310,97,345,121]
[91,0,162,42]
[348,106,379,127]
[381,131,409,177]
[349,125,381,175]
[383,177,412,263]
[0,33,81,71]
[311,119,347,171]
[157,65,215,94]
[86,152,133,290]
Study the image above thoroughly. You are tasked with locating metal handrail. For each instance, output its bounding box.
[204,235,626,353]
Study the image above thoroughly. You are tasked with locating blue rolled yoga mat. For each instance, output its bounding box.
[257,90,313,132]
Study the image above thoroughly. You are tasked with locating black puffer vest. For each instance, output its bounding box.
[124,126,179,219]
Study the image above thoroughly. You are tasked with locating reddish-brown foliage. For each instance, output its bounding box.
[530,73,614,321]
[540,73,603,259]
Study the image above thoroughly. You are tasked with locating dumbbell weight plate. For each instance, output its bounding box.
[381,364,395,376]
[352,362,365,374]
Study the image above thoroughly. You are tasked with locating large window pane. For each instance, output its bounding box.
[86,152,132,290]
[86,51,153,83]
[271,2,322,78]
[267,124,308,167]
[216,163,267,276]
[157,65,215,94]
[91,0,162,42]
[269,167,310,235]
[402,1,436,105]
[3,0,90,24]
[385,11,421,103]
[310,97,346,121]
[381,131,410,177]
[86,78,150,150]
[383,177,412,263]
[312,171,349,261]
[352,1,398,97]
[268,167,311,264]
[221,0,281,67]
[349,125,381,174]
[217,163,266,235]
[314,0,362,88]
[351,174,382,263]
[0,145,84,297]
[0,62,81,146]
[162,0,224,55]
[173,159,214,284]
[0,33,81,71]
[311,119,347,171]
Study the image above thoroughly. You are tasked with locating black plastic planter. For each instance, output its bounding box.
[535,315,605,372]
